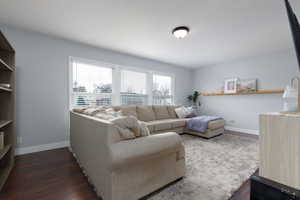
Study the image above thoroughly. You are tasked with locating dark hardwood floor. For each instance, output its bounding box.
[0,148,99,200]
[0,147,254,200]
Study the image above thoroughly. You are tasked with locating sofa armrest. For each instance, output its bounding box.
[109,132,183,169]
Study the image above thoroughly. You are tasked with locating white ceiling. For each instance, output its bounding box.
[0,0,299,68]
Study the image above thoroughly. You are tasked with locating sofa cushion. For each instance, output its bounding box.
[146,120,172,132]
[154,121,172,131]
[169,119,188,128]
[137,106,156,122]
[208,119,225,130]
[145,119,187,132]
[153,106,170,120]
[113,106,137,118]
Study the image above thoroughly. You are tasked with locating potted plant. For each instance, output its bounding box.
[187,91,201,107]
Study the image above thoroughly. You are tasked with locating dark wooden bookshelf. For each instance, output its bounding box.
[0,30,15,190]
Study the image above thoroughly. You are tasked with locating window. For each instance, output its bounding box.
[121,70,147,105]
[153,74,173,105]
[71,60,112,107]
[70,57,175,108]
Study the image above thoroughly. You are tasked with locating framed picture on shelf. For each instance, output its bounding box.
[224,78,238,93]
[238,79,257,92]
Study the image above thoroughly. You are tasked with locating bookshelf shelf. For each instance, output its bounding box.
[0,120,12,129]
[0,163,13,190]
[0,59,13,71]
[0,86,12,92]
[0,145,11,160]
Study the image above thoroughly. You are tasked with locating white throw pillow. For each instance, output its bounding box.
[94,108,122,120]
[105,108,122,117]
[115,127,136,140]
[84,107,107,116]
[175,106,189,118]
[111,116,141,138]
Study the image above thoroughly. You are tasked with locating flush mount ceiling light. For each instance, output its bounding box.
[172,26,190,39]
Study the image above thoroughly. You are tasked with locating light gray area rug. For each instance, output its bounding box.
[148,133,259,200]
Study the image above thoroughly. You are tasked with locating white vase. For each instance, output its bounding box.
[283,85,298,112]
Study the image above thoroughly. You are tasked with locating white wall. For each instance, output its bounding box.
[193,50,300,134]
[2,23,295,152]
[0,25,193,150]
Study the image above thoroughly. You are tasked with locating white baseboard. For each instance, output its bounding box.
[14,126,257,155]
[15,140,70,155]
[225,126,259,135]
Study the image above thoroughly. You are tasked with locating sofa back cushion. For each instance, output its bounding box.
[153,105,170,120]
[136,106,156,122]
[113,106,137,118]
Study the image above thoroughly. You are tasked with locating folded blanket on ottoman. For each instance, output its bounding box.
[187,116,223,133]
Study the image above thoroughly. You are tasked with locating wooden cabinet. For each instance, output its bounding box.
[0,31,15,190]
[259,112,300,190]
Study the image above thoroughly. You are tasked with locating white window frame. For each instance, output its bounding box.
[68,56,176,109]
[69,57,115,109]
[152,72,175,105]
[120,69,149,106]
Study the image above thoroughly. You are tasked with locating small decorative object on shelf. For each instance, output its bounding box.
[237,78,257,92]
[224,78,238,93]
[0,132,4,149]
[282,77,299,112]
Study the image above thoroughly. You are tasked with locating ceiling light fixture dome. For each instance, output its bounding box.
[172,26,189,39]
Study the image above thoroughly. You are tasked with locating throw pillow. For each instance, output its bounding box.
[83,107,105,116]
[72,108,86,114]
[105,108,122,117]
[115,127,136,140]
[185,106,197,118]
[94,108,122,120]
[186,112,197,118]
[110,116,141,138]
[175,106,189,118]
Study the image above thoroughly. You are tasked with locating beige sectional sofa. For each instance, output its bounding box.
[70,105,225,200]
[113,105,188,134]
[112,105,225,138]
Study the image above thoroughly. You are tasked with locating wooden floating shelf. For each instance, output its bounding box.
[201,89,284,96]
[0,59,13,71]
[0,86,12,92]
[0,120,12,129]
[0,145,11,160]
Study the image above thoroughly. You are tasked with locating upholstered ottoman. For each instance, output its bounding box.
[185,119,225,139]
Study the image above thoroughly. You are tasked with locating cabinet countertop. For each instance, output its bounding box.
[260,112,300,117]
